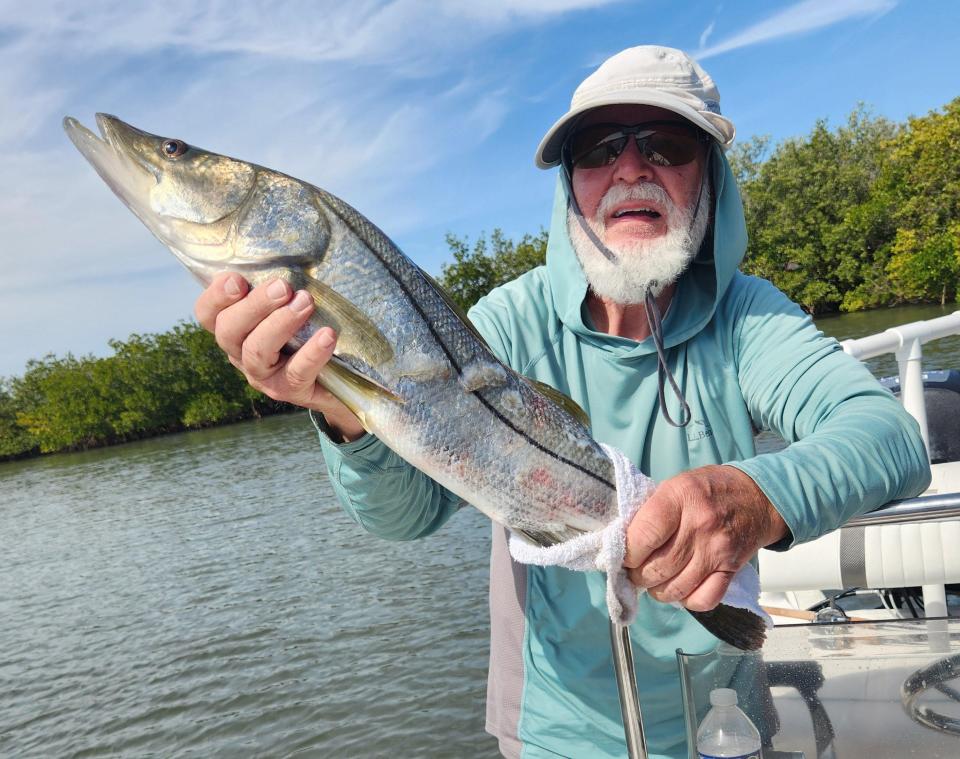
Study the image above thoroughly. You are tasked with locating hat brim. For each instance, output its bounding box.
[535,90,735,169]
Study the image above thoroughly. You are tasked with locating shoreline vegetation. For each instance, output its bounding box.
[3,100,958,462]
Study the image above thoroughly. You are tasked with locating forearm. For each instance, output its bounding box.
[729,395,930,549]
[732,277,931,550]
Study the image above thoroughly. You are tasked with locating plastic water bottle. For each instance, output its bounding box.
[696,688,762,759]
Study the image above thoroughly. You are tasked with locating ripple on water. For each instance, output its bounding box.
[1,414,498,757]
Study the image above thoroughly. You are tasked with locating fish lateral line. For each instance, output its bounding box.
[314,195,614,491]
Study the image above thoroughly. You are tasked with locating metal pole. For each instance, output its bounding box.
[896,337,930,455]
[609,620,648,759]
[922,583,949,617]
[844,492,960,527]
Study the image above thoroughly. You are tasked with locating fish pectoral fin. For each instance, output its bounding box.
[320,356,404,433]
[326,355,402,400]
[300,274,394,366]
[524,378,591,428]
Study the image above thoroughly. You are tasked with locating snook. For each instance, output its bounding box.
[64,114,764,650]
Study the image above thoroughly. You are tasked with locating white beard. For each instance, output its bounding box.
[567,180,711,305]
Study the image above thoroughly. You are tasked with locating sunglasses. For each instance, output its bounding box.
[564,121,708,170]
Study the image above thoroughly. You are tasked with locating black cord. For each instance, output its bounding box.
[806,587,862,613]
[557,141,707,428]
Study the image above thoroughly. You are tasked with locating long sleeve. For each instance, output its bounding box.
[725,276,931,549]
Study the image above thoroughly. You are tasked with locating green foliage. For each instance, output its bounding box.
[438,228,548,310]
[887,225,960,304]
[182,392,243,428]
[0,381,37,458]
[740,105,902,313]
[740,99,960,313]
[883,99,960,304]
[0,322,284,460]
[13,354,115,453]
[727,134,771,191]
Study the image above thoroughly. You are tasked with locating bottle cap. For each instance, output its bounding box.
[709,688,738,707]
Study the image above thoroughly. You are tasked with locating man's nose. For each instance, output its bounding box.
[612,138,654,183]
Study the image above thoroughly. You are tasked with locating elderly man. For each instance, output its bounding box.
[196,46,929,759]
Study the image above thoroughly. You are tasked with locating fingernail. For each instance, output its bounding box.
[224,276,241,297]
[315,329,335,350]
[267,279,288,300]
[288,290,312,313]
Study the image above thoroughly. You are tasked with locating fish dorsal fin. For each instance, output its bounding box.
[321,355,403,434]
[422,271,493,351]
[525,377,591,428]
[300,273,394,366]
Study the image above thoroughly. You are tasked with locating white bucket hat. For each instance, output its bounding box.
[535,45,736,168]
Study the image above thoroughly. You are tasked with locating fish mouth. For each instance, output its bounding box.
[63,113,159,217]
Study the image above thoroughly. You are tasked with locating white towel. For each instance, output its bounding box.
[509,444,772,628]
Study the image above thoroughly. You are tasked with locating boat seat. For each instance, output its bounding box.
[760,519,960,592]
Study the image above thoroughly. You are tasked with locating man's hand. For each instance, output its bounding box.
[194,272,366,441]
[623,465,787,611]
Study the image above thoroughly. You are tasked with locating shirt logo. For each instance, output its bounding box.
[686,419,714,442]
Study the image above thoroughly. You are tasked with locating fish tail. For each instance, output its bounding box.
[689,604,767,651]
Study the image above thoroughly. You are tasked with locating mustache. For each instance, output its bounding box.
[594,183,677,225]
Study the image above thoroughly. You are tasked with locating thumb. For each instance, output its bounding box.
[683,570,735,612]
[623,493,677,569]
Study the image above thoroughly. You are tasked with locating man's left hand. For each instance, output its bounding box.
[623,465,787,612]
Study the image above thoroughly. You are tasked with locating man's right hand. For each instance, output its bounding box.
[194,272,366,442]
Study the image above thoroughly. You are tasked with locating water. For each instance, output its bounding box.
[0,416,498,757]
[2,304,959,758]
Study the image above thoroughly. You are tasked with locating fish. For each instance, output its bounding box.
[63,113,765,651]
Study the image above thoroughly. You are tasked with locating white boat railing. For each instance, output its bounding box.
[760,311,960,616]
[837,310,960,616]
[841,309,960,454]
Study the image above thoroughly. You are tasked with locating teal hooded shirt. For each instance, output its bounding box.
[314,148,930,758]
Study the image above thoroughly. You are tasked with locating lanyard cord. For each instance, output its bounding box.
[644,289,691,427]
[559,159,705,428]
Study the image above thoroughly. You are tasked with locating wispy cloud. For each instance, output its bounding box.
[0,1,620,67]
[699,20,716,50]
[696,0,897,59]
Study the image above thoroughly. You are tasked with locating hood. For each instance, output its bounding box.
[545,144,747,359]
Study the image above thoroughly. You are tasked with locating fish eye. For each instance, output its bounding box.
[161,139,188,159]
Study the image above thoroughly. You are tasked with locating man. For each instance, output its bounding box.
[195,46,930,758]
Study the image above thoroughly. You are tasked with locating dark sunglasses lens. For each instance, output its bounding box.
[573,135,627,168]
[568,124,701,169]
[645,133,699,166]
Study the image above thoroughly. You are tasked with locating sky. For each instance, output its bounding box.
[1,0,957,379]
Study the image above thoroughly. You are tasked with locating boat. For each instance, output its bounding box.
[677,309,960,759]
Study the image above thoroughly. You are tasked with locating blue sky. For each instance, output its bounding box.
[1,0,957,378]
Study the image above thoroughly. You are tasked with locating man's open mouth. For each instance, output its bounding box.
[612,207,661,219]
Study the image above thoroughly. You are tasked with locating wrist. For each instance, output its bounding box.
[320,408,365,443]
[719,464,787,548]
